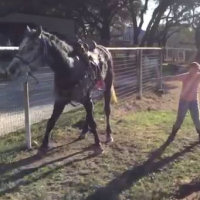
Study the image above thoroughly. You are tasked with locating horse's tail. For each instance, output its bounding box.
[111,84,118,104]
[96,44,117,103]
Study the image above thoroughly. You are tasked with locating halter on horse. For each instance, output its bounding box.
[6,26,115,153]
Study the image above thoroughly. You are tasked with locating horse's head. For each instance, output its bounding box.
[6,26,45,79]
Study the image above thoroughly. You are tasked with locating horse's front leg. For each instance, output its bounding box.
[104,87,113,143]
[84,98,103,154]
[79,118,89,139]
[40,100,65,152]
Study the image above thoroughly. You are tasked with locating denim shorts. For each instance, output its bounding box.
[174,99,200,130]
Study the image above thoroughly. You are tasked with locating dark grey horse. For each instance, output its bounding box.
[6,26,114,153]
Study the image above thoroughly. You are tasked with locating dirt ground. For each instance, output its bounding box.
[116,82,181,114]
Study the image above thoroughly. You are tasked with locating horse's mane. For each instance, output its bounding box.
[42,31,74,56]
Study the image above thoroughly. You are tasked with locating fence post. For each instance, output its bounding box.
[183,49,186,63]
[138,49,143,99]
[165,48,168,61]
[24,81,32,149]
[159,49,163,91]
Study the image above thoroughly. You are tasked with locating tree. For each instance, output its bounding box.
[2,0,200,48]
[140,0,176,46]
[155,2,192,47]
[3,0,129,46]
[126,0,147,45]
[125,0,180,46]
[125,0,200,47]
[78,0,128,46]
[34,0,129,46]
[180,0,200,61]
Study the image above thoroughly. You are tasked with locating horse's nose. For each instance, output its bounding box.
[4,67,8,76]
[10,66,17,74]
[5,64,16,79]
[4,67,11,80]
[0,69,7,79]
[4,69,8,78]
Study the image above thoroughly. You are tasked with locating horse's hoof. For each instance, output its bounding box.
[37,146,49,156]
[198,134,200,143]
[106,135,113,144]
[79,133,86,140]
[94,144,104,155]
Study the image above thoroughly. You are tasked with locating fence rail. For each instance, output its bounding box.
[108,47,162,99]
[164,47,196,64]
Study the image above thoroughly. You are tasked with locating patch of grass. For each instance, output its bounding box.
[0,101,200,200]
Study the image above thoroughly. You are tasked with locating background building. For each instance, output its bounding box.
[0,13,75,45]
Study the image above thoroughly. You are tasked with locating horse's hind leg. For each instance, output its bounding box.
[40,100,65,151]
[84,97,103,153]
[104,71,113,143]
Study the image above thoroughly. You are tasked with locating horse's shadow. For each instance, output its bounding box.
[0,139,97,197]
[72,119,85,129]
[86,132,199,200]
[0,138,79,172]
[176,180,200,199]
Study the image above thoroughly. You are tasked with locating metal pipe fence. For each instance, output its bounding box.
[0,46,164,146]
[164,47,196,64]
[0,65,73,136]
[108,47,163,99]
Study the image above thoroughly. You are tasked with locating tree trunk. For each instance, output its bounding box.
[161,35,167,47]
[134,27,140,46]
[99,15,111,46]
[132,13,139,45]
[141,0,175,46]
[140,6,159,46]
[146,7,166,46]
[128,0,139,46]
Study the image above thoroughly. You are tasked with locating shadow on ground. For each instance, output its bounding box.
[86,131,199,200]
[176,179,200,199]
[162,83,178,94]
[0,139,98,197]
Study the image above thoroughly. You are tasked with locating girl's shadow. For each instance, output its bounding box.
[86,131,198,200]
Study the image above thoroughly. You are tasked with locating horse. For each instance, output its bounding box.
[6,26,115,153]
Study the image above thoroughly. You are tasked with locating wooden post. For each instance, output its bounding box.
[177,49,180,63]
[166,48,169,62]
[159,50,163,91]
[183,49,186,63]
[24,81,32,149]
[139,49,143,99]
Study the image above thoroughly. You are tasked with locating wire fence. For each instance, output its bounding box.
[0,66,74,136]
[108,48,162,100]
[1,46,163,138]
[164,48,196,64]
[111,50,138,99]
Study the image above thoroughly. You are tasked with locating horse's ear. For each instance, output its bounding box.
[26,25,31,33]
[83,43,89,51]
[35,26,43,38]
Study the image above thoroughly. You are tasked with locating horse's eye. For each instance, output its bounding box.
[10,67,16,74]
[28,46,34,51]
